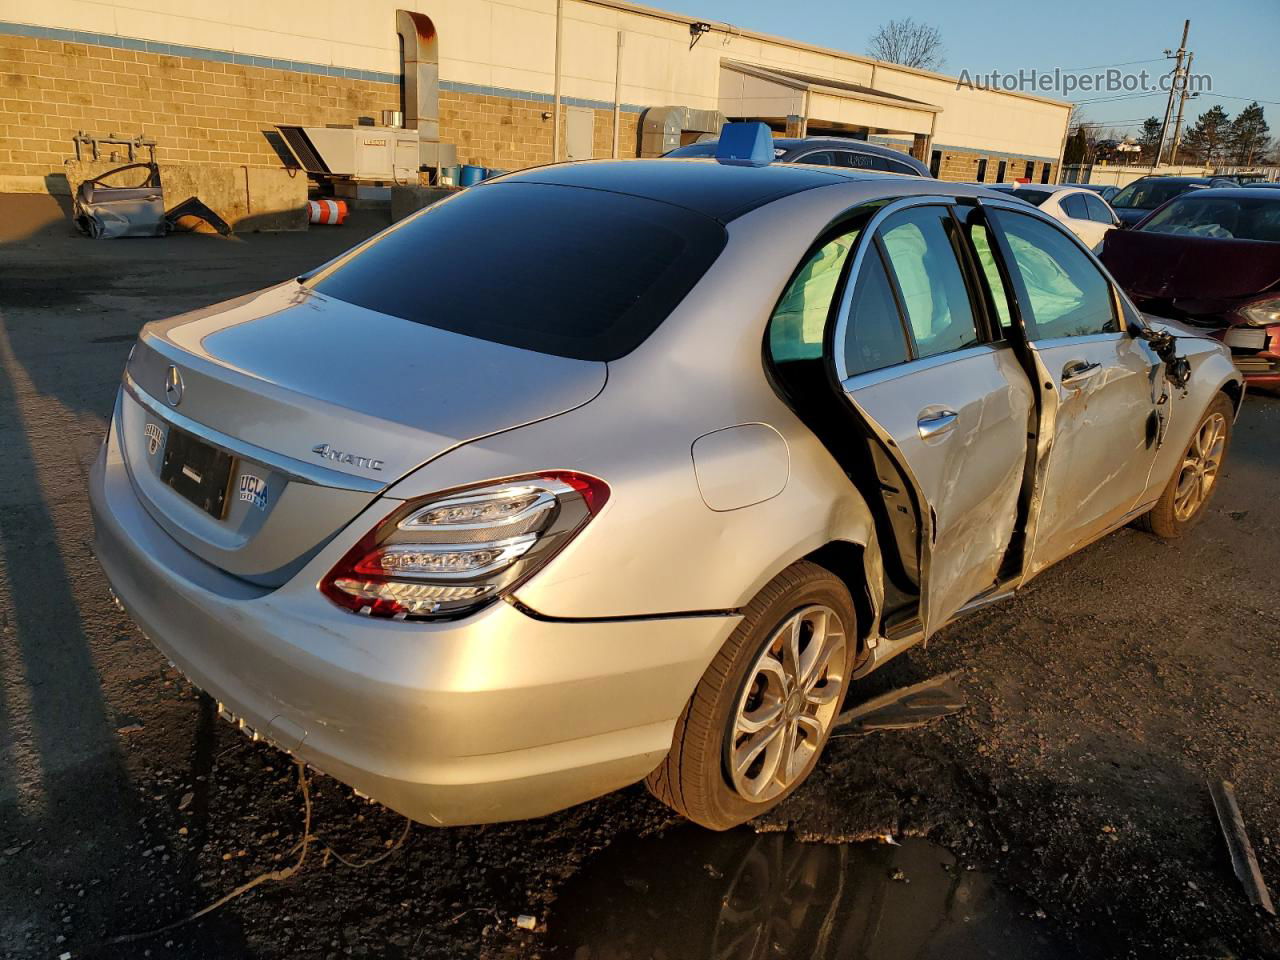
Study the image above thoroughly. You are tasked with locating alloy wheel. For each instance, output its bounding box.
[1173,411,1227,522]
[727,605,847,803]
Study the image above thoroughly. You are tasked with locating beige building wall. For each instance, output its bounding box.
[0,0,1070,180]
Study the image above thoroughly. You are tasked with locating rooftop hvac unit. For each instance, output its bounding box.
[275,124,457,184]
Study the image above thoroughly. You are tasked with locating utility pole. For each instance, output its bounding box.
[1154,19,1189,167]
[1169,51,1194,166]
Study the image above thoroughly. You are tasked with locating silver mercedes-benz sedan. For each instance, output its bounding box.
[90,146,1243,831]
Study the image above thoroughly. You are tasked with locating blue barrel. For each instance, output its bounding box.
[459,164,488,186]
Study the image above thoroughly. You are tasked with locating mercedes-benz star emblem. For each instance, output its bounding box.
[164,365,184,407]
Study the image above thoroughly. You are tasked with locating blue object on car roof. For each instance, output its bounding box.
[715,122,774,167]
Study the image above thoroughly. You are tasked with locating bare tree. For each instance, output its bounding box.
[868,18,945,70]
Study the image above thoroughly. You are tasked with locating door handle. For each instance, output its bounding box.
[1061,360,1101,386]
[917,410,958,440]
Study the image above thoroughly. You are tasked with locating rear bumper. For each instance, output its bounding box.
[89,417,739,825]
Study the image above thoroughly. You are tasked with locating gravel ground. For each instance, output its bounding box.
[1,201,1278,959]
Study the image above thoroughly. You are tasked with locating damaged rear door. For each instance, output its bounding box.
[829,200,1034,637]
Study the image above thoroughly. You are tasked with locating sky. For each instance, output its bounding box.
[644,0,1280,137]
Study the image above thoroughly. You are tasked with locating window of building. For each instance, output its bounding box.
[876,206,981,360]
[989,210,1118,340]
[1040,163,1051,184]
[996,160,1007,183]
[1024,161,1034,180]
[930,149,942,178]
[976,158,988,182]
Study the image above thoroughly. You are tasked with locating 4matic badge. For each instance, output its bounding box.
[311,443,384,472]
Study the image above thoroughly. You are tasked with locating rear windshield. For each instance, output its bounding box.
[308,182,727,361]
[1141,193,1280,242]
[1012,188,1054,207]
[1111,179,1202,210]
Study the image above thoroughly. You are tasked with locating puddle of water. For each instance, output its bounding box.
[546,827,1077,960]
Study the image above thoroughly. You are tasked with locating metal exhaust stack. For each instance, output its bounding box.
[397,10,441,167]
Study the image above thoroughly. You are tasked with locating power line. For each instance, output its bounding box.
[1074,91,1172,105]
[1205,93,1280,106]
[1057,57,1168,72]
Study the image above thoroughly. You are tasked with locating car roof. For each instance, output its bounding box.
[1128,175,1224,185]
[1166,187,1280,200]
[497,158,909,222]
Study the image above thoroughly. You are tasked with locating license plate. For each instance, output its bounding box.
[160,428,236,519]
[1225,327,1267,350]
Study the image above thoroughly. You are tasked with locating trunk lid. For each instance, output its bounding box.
[121,283,606,585]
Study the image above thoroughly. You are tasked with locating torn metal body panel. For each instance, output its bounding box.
[74,161,166,239]
[839,346,1033,634]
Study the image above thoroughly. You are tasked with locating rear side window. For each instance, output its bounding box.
[308,182,727,361]
[990,210,1118,340]
[876,206,980,359]
[843,248,911,377]
[1060,193,1090,220]
[769,229,861,362]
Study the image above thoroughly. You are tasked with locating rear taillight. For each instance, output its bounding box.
[320,471,609,619]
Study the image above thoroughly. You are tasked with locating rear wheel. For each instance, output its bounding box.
[1138,394,1233,539]
[645,562,857,830]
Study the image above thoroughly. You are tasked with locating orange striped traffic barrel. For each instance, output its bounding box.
[308,199,348,225]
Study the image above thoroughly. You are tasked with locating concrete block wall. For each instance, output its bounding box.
[0,33,398,177]
[440,91,640,170]
[0,30,642,181]
[936,148,1057,185]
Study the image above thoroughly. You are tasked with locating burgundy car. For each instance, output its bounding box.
[1100,187,1280,388]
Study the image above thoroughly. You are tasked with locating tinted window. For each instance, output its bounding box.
[1141,193,1280,242]
[309,182,726,362]
[842,248,911,377]
[1060,193,1090,219]
[1110,178,1201,210]
[769,228,861,363]
[877,206,980,359]
[1012,188,1054,207]
[1082,194,1115,224]
[793,151,834,166]
[991,211,1117,340]
[886,158,922,176]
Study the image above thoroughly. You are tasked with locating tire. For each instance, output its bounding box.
[645,561,858,830]
[1137,393,1233,540]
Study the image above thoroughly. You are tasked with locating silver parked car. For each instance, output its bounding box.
[91,154,1243,831]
